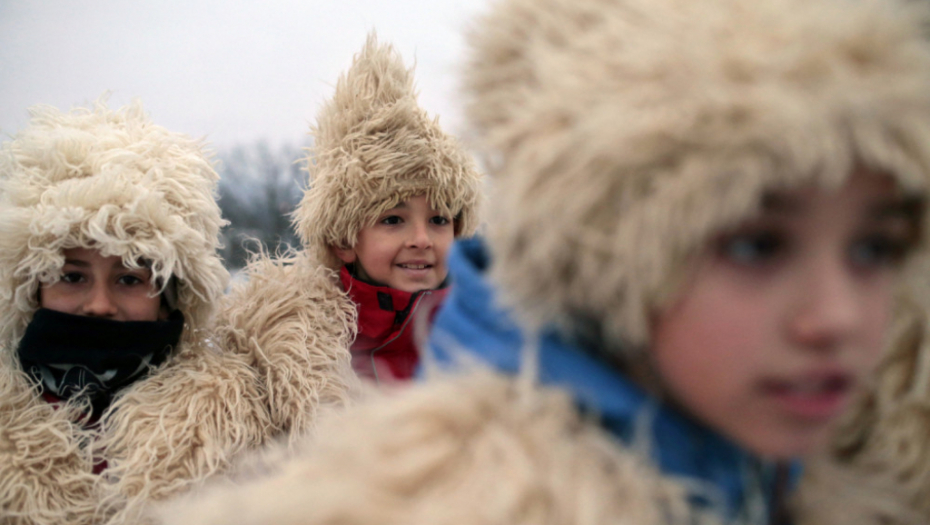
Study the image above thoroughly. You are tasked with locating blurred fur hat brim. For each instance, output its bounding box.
[466,0,930,347]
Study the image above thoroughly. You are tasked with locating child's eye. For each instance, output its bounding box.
[380,215,402,225]
[849,234,909,269]
[430,216,451,226]
[60,272,85,284]
[117,274,147,286]
[719,232,785,266]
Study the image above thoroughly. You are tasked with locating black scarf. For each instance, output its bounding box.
[17,308,185,414]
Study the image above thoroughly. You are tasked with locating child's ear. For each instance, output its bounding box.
[332,245,357,264]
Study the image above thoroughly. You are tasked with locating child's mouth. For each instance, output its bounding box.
[762,373,853,421]
[398,263,432,270]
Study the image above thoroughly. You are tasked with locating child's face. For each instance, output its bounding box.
[334,195,455,293]
[41,247,164,321]
[649,172,916,459]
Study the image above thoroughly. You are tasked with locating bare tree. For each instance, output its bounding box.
[217,141,308,269]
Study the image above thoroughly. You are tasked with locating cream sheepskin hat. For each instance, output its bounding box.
[0,98,228,346]
[294,32,483,269]
[467,0,930,348]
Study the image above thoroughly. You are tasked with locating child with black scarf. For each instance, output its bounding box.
[0,99,269,525]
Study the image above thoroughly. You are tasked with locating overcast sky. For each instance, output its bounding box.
[0,0,489,150]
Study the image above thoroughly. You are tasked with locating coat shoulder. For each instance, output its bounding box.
[213,251,359,439]
[0,351,100,525]
[96,339,271,524]
[156,369,708,525]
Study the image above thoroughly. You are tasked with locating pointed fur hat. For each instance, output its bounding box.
[466,0,930,348]
[294,32,483,269]
[0,99,229,347]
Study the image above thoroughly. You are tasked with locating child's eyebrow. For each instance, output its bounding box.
[62,259,90,267]
[759,193,802,214]
[869,197,923,220]
[759,193,923,221]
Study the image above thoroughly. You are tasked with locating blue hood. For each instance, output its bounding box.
[428,237,799,522]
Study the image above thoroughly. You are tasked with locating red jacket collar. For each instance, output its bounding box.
[340,266,426,333]
[340,266,449,381]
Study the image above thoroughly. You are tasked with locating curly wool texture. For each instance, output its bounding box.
[0,99,229,346]
[213,251,359,442]
[465,0,930,347]
[1,338,270,525]
[294,32,483,269]
[0,351,100,525]
[155,369,712,525]
[94,339,271,525]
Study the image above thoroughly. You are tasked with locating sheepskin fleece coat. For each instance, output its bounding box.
[294,32,483,270]
[0,100,269,525]
[465,0,930,348]
[211,250,358,443]
[155,369,717,525]
[1,337,269,525]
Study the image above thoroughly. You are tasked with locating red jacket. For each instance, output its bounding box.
[340,266,449,382]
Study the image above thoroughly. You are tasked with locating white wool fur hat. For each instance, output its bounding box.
[0,98,229,346]
[294,32,483,269]
[466,0,930,348]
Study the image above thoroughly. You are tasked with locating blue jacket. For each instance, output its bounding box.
[428,237,799,524]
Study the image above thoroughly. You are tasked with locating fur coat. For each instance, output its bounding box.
[154,369,718,525]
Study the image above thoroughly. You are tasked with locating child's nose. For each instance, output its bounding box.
[82,283,119,318]
[786,258,860,350]
[406,222,433,249]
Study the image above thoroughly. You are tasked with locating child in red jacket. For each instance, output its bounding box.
[208,35,480,445]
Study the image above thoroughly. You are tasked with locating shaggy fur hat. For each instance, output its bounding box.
[294,32,483,269]
[0,99,228,346]
[466,0,930,348]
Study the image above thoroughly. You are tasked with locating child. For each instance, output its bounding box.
[0,100,268,525]
[297,32,483,382]
[421,0,930,520]
[155,0,930,523]
[217,32,481,409]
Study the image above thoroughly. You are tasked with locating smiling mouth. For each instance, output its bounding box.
[398,264,432,270]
